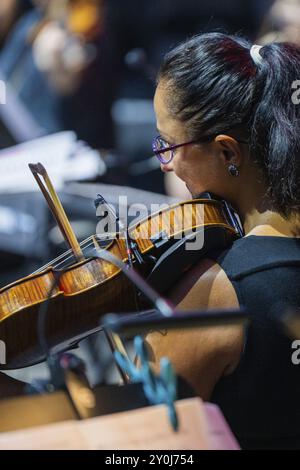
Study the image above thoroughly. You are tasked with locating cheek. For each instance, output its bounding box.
[172,160,190,183]
[172,153,201,185]
[172,149,222,194]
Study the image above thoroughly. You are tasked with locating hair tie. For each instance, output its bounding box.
[250,45,263,66]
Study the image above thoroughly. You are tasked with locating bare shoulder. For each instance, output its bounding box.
[167,257,240,310]
[145,258,244,399]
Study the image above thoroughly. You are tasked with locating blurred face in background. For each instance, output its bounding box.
[261,0,300,45]
[0,0,18,43]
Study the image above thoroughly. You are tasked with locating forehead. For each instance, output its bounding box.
[153,82,170,121]
[154,82,187,140]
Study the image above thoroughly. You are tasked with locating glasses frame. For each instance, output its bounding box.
[152,134,248,164]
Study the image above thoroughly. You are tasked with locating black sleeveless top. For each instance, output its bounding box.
[210,236,300,449]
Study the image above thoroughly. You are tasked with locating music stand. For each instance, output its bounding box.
[103,308,248,337]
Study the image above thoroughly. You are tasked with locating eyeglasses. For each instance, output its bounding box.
[152,134,248,164]
[152,135,216,164]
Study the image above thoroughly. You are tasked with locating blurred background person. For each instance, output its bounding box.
[0,0,33,50]
[0,0,114,149]
[259,0,300,44]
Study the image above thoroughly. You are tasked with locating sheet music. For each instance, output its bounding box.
[0,131,104,194]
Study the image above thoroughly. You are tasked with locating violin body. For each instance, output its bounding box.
[0,239,135,369]
[0,197,241,369]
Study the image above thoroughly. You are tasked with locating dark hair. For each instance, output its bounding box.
[158,32,300,216]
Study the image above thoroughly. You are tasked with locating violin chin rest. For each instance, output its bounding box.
[147,226,233,293]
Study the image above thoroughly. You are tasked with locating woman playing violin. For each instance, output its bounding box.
[146,33,300,449]
[1,32,300,450]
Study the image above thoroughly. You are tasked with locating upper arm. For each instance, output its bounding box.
[145,258,244,400]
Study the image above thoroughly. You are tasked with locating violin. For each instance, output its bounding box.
[0,164,243,370]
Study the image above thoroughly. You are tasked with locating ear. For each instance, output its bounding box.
[214,135,243,167]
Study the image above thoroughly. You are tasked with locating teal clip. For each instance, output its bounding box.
[114,335,178,431]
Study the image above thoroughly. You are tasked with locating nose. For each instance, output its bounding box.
[160,162,173,173]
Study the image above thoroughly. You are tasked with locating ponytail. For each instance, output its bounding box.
[250,42,300,215]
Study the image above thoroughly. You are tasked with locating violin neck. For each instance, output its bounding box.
[29,163,84,261]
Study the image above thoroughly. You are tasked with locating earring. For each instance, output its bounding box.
[228,164,239,177]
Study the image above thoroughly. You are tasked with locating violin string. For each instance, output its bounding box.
[52,240,97,270]
[33,241,89,274]
[37,240,95,273]
[33,233,115,274]
[53,236,117,269]
[46,229,127,271]
[33,235,95,274]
